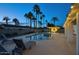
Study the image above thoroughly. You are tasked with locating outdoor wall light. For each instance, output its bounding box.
[71,5,74,9]
[51,27,60,33]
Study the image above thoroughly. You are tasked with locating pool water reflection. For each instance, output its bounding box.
[25,32,51,41]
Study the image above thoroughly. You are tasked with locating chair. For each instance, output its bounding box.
[12,47,23,55]
[12,39,26,55]
[13,39,36,51]
[13,39,26,50]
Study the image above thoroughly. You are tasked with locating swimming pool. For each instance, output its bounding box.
[25,32,51,41]
[9,32,51,42]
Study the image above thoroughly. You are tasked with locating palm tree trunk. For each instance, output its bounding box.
[41,23,42,28]
[54,20,55,26]
[34,20,35,28]
[6,20,8,24]
[30,19,31,28]
[40,19,42,28]
[46,22,47,27]
[38,14,40,27]
[36,14,37,28]
[41,17,44,28]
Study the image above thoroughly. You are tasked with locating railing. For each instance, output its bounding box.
[0,22,28,26]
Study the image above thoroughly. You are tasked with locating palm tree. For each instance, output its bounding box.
[38,21,42,28]
[3,16,10,24]
[24,13,28,26]
[13,18,20,26]
[45,20,48,27]
[33,4,40,28]
[39,12,42,15]
[40,14,45,27]
[24,12,34,27]
[51,17,58,26]
[47,22,54,27]
[32,17,36,28]
[42,14,45,23]
[39,11,42,19]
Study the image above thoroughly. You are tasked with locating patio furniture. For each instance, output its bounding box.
[13,39,26,50]
[0,33,9,44]
[13,39,34,50]
[13,39,36,54]
[12,39,26,55]
[0,45,10,55]
[12,47,23,55]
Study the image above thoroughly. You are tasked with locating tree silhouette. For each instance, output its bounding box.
[33,4,40,28]
[24,12,34,27]
[51,17,59,26]
[24,13,28,26]
[45,20,48,27]
[13,18,20,26]
[40,14,45,27]
[3,16,10,24]
[38,21,42,28]
[47,22,54,27]
[32,17,37,28]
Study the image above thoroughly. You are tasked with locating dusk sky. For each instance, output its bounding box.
[0,3,71,26]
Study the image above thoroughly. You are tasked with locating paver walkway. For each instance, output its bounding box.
[23,33,76,55]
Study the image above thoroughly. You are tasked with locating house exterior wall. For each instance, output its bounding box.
[76,12,79,54]
[63,4,79,54]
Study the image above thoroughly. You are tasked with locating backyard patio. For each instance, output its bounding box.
[23,33,76,55]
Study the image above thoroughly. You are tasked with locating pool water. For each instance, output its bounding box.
[25,32,51,41]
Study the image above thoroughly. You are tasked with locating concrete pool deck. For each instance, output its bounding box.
[23,33,76,55]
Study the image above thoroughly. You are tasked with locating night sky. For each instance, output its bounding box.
[0,3,71,26]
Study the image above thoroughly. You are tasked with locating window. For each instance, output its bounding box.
[72,19,76,25]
